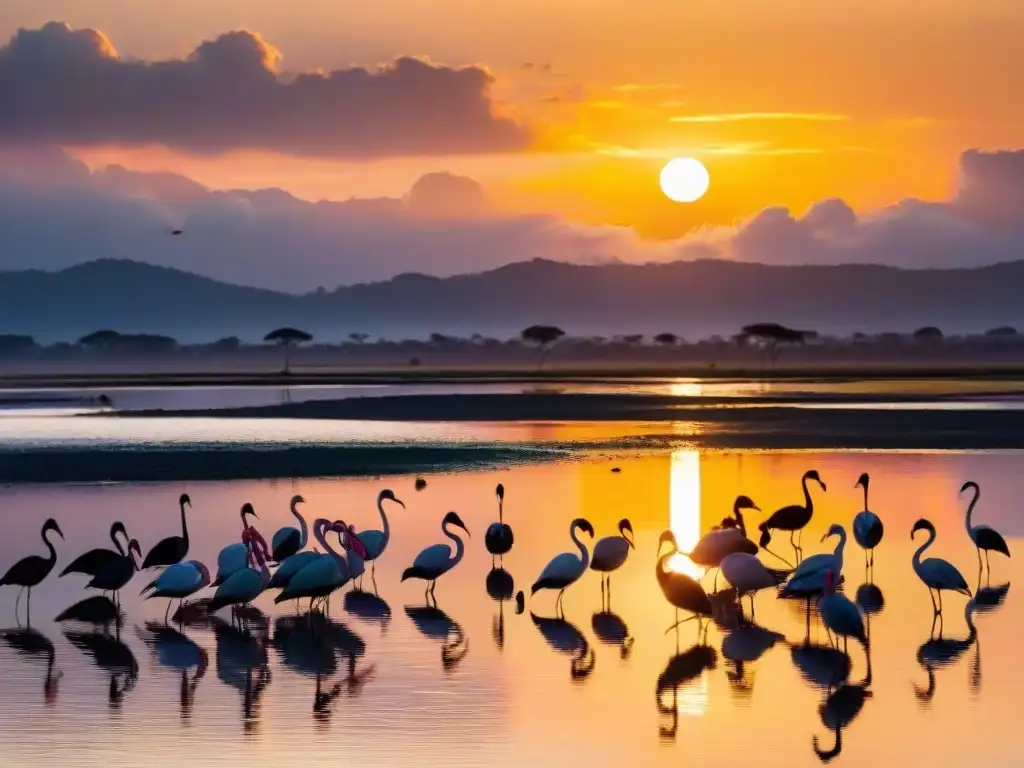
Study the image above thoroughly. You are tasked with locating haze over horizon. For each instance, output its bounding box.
[0,9,1022,293]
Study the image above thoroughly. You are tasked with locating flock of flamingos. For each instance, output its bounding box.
[0,470,1013,753]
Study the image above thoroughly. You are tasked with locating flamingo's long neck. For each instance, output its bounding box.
[42,527,58,565]
[965,603,978,644]
[498,497,504,525]
[735,507,747,537]
[443,521,465,569]
[378,497,391,547]
[861,481,869,511]
[180,500,190,550]
[570,523,590,571]
[802,474,814,512]
[832,528,847,571]
[964,486,979,534]
[656,541,677,591]
[912,527,935,574]
[313,519,343,568]
[111,525,126,556]
[293,500,309,548]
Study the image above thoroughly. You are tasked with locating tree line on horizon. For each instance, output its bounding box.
[1,322,1023,371]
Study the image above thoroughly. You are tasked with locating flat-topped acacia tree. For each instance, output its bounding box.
[264,327,313,373]
[520,324,565,370]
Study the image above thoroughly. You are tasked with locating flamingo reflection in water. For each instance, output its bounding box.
[344,589,392,634]
[405,602,469,670]
[135,621,208,721]
[1,626,61,705]
[719,619,784,699]
[655,642,717,741]
[591,608,634,659]
[273,615,344,720]
[530,612,595,681]
[486,567,517,650]
[64,625,139,709]
[812,660,873,764]
[207,614,271,732]
[913,599,979,705]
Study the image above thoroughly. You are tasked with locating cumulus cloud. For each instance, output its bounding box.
[0,147,1023,292]
[0,22,529,158]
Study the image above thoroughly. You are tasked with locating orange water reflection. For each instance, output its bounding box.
[0,449,1020,767]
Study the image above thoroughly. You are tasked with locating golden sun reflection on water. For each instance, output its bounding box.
[668,450,705,580]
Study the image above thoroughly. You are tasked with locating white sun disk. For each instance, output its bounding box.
[660,157,710,203]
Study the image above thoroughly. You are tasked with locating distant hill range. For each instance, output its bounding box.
[4,257,1024,342]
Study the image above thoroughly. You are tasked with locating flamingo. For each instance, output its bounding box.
[60,522,129,579]
[530,518,594,616]
[354,489,405,577]
[87,538,141,609]
[208,529,272,621]
[406,603,469,670]
[961,481,1010,578]
[758,470,826,563]
[1,518,64,622]
[656,643,718,740]
[911,518,971,617]
[275,521,365,609]
[656,531,714,634]
[813,678,873,762]
[402,512,471,600]
[341,523,367,589]
[212,503,259,586]
[589,518,634,608]
[141,560,212,621]
[852,473,883,571]
[719,552,787,619]
[485,483,514,565]
[690,496,762,575]
[270,495,309,563]
[141,494,192,570]
[530,612,594,680]
[268,516,333,591]
[780,523,847,597]
[818,569,870,659]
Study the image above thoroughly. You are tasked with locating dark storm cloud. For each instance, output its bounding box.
[0,22,530,157]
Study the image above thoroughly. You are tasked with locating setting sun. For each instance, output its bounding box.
[659,157,710,203]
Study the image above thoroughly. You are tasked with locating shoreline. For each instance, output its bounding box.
[7,363,1024,390]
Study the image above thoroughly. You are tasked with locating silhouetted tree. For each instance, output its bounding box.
[429,333,451,345]
[521,325,566,370]
[985,326,1017,338]
[264,327,313,373]
[78,330,121,349]
[621,334,644,346]
[654,332,678,346]
[118,334,178,354]
[348,333,370,345]
[0,334,37,354]
[211,336,242,352]
[737,323,815,365]
[913,326,943,342]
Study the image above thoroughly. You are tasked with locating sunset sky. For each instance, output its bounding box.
[0,2,1022,290]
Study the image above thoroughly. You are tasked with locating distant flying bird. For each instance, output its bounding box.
[1,519,64,620]
[758,470,826,564]
[484,484,514,565]
[911,518,971,615]
[852,473,884,570]
[171,229,184,236]
[142,494,193,570]
[530,518,595,616]
[961,481,1010,577]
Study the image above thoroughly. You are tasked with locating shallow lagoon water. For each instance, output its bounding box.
[1,446,1021,767]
